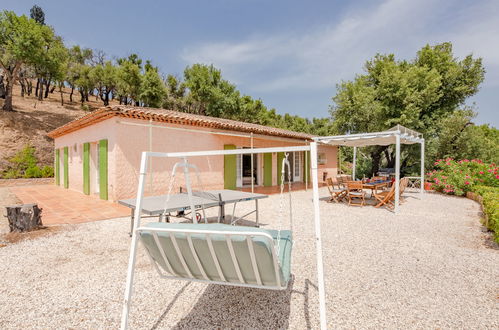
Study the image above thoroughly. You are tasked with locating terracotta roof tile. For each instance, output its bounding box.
[47,105,314,140]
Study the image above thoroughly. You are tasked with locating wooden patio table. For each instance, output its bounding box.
[362,180,391,197]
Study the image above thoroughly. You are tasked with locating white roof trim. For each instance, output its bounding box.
[313,129,424,147]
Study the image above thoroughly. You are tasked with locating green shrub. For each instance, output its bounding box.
[41,165,54,178]
[2,168,21,179]
[427,158,498,196]
[9,145,38,173]
[24,166,43,178]
[471,185,499,243]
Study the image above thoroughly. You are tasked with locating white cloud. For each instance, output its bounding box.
[181,0,499,92]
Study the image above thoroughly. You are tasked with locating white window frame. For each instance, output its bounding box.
[236,149,242,188]
[293,151,302,182]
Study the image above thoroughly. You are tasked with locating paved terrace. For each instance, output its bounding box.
[9,185,129,224]
[4,183,317,226]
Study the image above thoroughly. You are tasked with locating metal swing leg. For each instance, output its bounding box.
[255,199,259,227]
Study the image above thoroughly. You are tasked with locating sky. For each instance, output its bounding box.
[3,0,498,127]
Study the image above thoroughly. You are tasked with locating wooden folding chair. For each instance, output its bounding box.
[373,177,408,209]
[337,175,349,188]
[346,181,366,206]
[373,183,395,209]
[326,177,346,203]
[399,177,409,203]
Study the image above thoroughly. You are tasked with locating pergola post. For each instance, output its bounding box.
[352,146,357,180]
[394,134,400,214]
[420,139,425,196]
[310,142,327,330]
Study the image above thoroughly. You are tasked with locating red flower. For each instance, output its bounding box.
[464,181,470,185]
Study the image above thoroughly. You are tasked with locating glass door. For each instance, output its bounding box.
[293,152,302,182]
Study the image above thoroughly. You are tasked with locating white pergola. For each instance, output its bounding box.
[313,125,425,213]
[121,126,423,329]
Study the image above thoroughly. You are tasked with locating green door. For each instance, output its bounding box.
[63,147,69,188]
[55,149,60,186]
[224,144,236,189]
[277,152,284,185]
[83,143,90,195]
[263,153,272,187]
[99,139,108,200]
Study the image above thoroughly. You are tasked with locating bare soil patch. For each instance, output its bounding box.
[0,225,62,247]
[0,83,117,171]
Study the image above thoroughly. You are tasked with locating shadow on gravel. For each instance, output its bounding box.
[170,278,295,329]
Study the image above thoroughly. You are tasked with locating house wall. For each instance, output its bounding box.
[54,117,338,201]
[54,118,117,199]
[114,118,338,201]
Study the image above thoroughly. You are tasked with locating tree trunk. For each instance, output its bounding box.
[38,79,44,101]
[50,85,56,93]
[2,79,14,111]
[69,86,74,102]
[0,75,6,99]
[6,204,43,232]
[80,90,85,104]
[59,85,64,106]
[44,79,51,98]
[370,146,388,176]
[100,90,110,106]
[19,79,25,97]
[27,80,33,96]
[386,149,396,169]
[35,78,40,97]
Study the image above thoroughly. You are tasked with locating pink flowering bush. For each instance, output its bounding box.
[427,158,498,196]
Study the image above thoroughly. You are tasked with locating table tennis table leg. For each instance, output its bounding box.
[129,209,134,237]
[219,204,226,223]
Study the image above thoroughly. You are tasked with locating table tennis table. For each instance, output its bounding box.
[119,189,268,234]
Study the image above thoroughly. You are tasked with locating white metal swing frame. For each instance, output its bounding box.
[121,143,328,330]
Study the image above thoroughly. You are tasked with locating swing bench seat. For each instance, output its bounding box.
[138,222,292,290]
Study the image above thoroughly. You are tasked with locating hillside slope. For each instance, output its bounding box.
[0,84,115,172]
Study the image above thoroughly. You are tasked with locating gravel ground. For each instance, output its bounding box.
[0,187,21,235]
[0,189,497,329]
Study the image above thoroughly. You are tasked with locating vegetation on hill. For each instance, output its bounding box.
[2,145,53,179]
[331,43,498,176]
[0,8,331,136]
[0,6,497,180]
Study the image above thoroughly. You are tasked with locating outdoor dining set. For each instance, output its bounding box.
[326,175,409,209]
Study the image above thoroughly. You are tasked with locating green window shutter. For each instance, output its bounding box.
[99,139,108,200]
[263,153,272,187]
[224,144,236,190]
[83,143,90,195]
[277,152,284,185]
[55,149,60,186]
[63,147,69,188]
[304,151,311,183]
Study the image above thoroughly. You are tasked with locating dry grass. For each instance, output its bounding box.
[0,226,62,247]
[0,83,117,170]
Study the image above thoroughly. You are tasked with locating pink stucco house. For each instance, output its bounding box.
[47,106,338,201]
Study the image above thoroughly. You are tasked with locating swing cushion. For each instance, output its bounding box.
[139,222,292,288]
